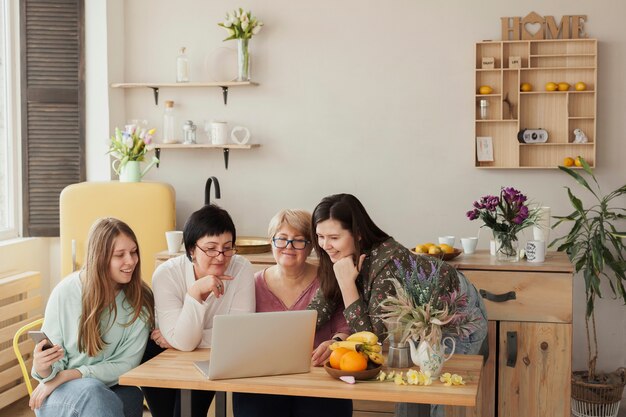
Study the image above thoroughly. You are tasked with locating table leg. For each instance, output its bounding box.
[181,389,191,417]
[395,402,431,417]
[215,391,227,417]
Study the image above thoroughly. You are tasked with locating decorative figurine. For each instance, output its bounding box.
[573,128,588,144]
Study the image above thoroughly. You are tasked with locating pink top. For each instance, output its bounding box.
[254,270,350,348]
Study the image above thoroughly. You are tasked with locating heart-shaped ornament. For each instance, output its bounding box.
[230,126,251,145]
[524,22,542,36]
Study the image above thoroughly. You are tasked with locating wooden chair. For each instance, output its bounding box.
[12,318,44,395]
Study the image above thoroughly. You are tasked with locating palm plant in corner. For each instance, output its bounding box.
[551,157,626,417]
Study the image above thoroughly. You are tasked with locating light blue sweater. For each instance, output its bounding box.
[32,272,150,386]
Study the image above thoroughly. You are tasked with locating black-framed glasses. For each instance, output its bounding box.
[272,237,310,250]
[196,246,237,258]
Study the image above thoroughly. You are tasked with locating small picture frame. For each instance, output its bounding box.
[481,57,495,69]
[508,56,521,68]
[476,136,494,162]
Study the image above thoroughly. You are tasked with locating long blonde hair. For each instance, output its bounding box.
[78,218,155,356]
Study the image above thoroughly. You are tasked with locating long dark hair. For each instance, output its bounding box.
[311,194,390,303]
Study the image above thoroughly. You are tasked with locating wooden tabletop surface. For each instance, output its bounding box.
[120,349,483,407]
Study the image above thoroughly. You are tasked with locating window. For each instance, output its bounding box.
[0,0,19,240]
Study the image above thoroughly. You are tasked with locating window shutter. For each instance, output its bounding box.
[21,0,85,237]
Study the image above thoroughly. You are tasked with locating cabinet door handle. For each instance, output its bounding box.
[479,289,516,302]
[506,331,518,367]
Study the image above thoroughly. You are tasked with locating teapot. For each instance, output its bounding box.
[408,337,456,377]
[112,156,159,182]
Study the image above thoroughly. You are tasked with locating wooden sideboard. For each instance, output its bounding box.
[155,250,573,417]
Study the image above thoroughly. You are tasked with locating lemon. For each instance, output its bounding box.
[439,243,454,254]
[423,242,436,250]
[428,246,443,255]
[520,82,532,92]
[478,85,493,95]
[414,244,428,254]
[545,82,558,91]
[563,157,575,167]
[575,82,587,91]
[558,82,571,91]
[575,156,583,167]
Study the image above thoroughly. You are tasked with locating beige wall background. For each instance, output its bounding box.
[83,0,625,406]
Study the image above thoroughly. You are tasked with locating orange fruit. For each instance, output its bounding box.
[574,156,583,167]
[563,157,575,167]
[439,243,454,254]
[339,351,368,372]
[329,347,350,370]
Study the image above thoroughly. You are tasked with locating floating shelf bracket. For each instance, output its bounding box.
[223,148,230,169]
[221,86,228,105]
[150,87,160,105]
[155,147,161,167]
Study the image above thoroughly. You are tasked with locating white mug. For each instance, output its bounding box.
[210,121,228,145]
[461,237,478,254]
[525,240,546,263]
[438,236,456,247]
[165,231,183,254]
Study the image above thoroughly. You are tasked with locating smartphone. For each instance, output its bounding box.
[28,330,53,350]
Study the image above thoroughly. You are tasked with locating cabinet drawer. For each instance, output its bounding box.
[463,271,572,323]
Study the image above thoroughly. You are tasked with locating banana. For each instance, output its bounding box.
[347,331,379,345]
[367,351,385,365]
[364,343,382,353]
[330,341,363,352]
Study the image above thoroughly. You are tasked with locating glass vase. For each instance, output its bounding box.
[494,230,519,262]
[237,38,250,81]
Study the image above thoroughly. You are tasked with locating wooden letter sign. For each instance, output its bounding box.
[482,57,495,69]
[501,12,588,40]
[508,56,521,69]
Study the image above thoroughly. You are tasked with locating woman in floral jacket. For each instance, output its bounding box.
[308,193,488,354]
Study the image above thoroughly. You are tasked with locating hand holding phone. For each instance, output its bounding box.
[28,330,53,350]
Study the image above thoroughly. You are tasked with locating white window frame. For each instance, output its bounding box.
[0,0,20,241]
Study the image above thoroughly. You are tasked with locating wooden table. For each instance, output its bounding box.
[120,349,483,417]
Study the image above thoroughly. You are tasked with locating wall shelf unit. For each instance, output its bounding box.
[110,81,259,105]
[154,143,261,170]
[475,39,597,169]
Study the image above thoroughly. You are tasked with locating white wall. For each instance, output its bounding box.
[88,0,625,403]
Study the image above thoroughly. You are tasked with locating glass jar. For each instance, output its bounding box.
[163,100,176,143]
[176,47,189,83]
[479,99,489,120]
[182,120,197,144]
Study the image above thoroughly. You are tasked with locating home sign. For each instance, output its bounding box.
[501,11,588,40]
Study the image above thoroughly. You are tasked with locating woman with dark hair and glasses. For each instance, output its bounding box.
[142,204,255,417]
[232,209,351,417]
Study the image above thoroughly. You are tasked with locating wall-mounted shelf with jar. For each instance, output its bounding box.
[154,143,261,170]
[110,81,259,105]
[474,39,597,169]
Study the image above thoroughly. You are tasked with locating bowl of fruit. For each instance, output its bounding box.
[324,331,384,381]
[413,243,462,261]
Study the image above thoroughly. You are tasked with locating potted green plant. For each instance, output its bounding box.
[551,157,626,417]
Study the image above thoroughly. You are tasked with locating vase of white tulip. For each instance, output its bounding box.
[218,8,264,81]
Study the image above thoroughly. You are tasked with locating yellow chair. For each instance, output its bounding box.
[13,318,44,395]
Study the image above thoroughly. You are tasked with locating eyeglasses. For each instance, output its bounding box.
[196,246,237,258]
[272,237,310,250]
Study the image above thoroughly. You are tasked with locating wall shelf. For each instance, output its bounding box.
[153,143,260,170]
[110,81,259,105]
[475,39,597,169]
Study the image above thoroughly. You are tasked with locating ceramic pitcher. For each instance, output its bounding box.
[408,337,456,377]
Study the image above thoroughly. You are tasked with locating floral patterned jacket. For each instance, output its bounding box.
[308,238,460,340]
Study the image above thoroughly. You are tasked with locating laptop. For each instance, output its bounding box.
[194,310,317,380]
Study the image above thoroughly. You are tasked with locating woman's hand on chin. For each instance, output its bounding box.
[333,254,365,288]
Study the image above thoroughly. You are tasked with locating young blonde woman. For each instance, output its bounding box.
[30,218,154,417]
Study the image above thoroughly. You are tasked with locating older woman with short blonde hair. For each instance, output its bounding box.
[232,209,352,417]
